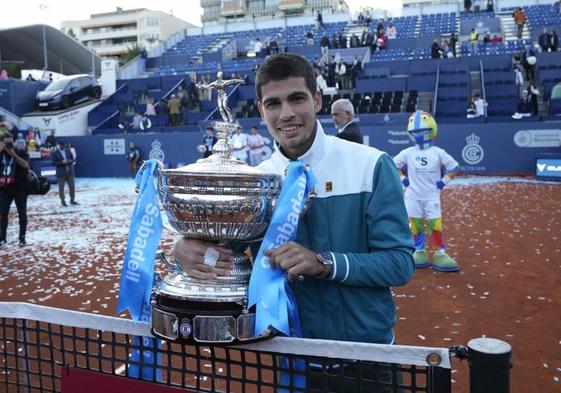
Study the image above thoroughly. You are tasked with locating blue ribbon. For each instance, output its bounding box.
[248,161,316,392]
[116,159,163,380]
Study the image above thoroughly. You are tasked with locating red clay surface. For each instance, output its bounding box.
[1,177,560,392]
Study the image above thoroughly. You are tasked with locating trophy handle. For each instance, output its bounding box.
[156,250,183,272]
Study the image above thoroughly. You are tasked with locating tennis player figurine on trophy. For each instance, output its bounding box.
[150,73,283,344]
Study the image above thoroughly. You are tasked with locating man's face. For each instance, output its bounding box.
[257,76,321,159]
[331,103,352,129]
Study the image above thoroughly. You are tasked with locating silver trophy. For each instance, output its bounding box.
[150,73,281,343]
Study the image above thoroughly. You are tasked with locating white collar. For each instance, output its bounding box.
[338,120,354,133]
[270,120,328,170]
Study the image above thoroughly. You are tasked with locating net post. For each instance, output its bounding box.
[467,337,511,393]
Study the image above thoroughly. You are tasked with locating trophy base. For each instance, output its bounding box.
[150,293,271,344]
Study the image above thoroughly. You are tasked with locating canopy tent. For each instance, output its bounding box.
[0,24,101,76]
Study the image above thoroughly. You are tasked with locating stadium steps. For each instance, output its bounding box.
[498,12,531,42]
[414,16,422,37]
[470,70,482,98]
[417,92,433,112]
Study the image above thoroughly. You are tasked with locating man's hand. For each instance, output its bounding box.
[5,147,16,157]
[173,238,234,279]
[265,241,323,280]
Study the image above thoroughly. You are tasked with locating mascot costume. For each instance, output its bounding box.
[393,110,460,272]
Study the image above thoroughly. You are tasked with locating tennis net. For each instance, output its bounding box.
[0,302,452,393]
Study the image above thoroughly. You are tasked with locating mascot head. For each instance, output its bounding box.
[407,110,438,149]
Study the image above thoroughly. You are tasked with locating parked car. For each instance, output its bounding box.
[36,74,101,111]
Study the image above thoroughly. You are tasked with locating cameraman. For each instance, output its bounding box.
[0,133,30,246]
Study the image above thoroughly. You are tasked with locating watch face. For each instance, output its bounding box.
[319,252,333,265]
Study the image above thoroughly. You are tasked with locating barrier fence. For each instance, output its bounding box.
[0,303,510,393]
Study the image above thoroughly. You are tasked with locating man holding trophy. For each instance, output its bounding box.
[173,53,415,345]
[119,53,414,390]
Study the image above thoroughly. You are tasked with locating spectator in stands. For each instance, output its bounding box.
[513,7,526,40]
[431,39,443,59]
[442,40,454,58]
[335,57,348,90]
[464,0,472,13]
[167,94,182,126]
[522,45,537,81]
[539,28,552,52]
[0,69,8,80]
[387,23,397,39]
[247,126,265,166]
[316,11,325,30]
[52,140,78,207]
[140,48,148,72]
[474,94,488,117]
[466,96,477,118]
[551,30,559,51]
[145,97,156,116]
[131,112,143,130]
[331,33,339,49]
[25,128,38,145]
[44,130,56,149]
[253,37,263,55]
[200,74,212,101]
[176,85,188,109]
[350,54,363,90]
[269,36,279,54]
[512,90,532,119]
[492,34,502,45]
[327,55,336,87]
[376,30,387,50]
[357,11,365,25]
[315,69,328,94]
[349,33,360,48]
[202,127,217,159]
[338,33,347,49]
[487,0,494,11]
[0,132,30,246]
[229,125,248,163]
[306,31,314,46]
[376,21,384,35]
[473,0,482,13]
[126,142,142,178]
[483,31,491,44]
[320,34,330,55]
[527,79,540,116]
[555,0,560,14]
[188,76,200,110]
[469,28,479,55]
[364,10,372,26]
[331,99,363,144]
[449,33,458,57]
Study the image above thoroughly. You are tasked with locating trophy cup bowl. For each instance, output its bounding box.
[150,119,281,344]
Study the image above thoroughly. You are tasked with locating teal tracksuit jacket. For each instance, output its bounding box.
[257,122,415,344]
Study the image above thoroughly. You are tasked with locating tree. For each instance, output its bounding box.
[65,28,76,39]
[120,44,141,66]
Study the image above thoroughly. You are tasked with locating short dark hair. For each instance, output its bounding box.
[255,53,317,101]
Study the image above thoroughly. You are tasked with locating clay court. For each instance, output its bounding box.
[1,177,560,393]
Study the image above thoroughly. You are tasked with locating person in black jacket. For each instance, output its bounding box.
[0,133,30,246]
[330,99,363,144]
[538,28,552,52]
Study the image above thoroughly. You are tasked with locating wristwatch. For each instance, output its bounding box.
[316,252,334,279]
